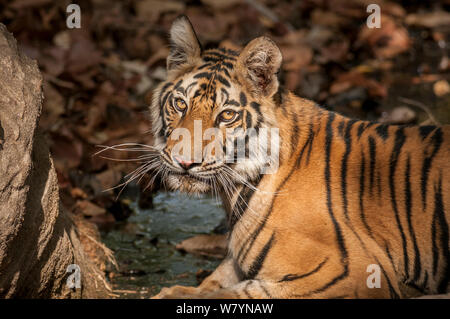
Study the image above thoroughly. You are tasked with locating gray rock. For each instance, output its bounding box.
[0,23,111,298]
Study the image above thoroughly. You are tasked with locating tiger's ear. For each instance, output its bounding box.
[237,36,282,97]
[167,16,202,72]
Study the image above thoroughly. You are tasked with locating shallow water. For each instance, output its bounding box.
[101,192,224,298]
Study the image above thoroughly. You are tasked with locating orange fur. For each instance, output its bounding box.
[150,16,449,299]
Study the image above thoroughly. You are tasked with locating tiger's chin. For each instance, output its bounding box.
[165,174,212,194]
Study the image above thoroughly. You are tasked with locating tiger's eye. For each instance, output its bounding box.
[219,110,238,122]
[174,98,187,112]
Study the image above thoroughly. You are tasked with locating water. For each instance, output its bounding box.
[101,192,224,298]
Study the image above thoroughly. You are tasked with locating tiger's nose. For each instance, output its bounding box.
[173,156,196,170]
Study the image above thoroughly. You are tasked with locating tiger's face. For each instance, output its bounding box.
[149,16,282,194]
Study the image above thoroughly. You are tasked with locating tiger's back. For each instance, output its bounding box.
[229,103,450,298]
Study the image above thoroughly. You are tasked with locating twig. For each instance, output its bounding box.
[83,233,119,270]
[398,97,441,126]
[43,72,75,89]
[243,0,294,32]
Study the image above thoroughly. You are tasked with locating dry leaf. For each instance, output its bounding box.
[433,80,450,97]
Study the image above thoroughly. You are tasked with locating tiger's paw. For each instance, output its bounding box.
[151,285,199,299]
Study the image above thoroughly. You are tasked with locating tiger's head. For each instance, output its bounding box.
[149,16,282,194]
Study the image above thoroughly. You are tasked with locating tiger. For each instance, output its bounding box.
[147,16,449,299]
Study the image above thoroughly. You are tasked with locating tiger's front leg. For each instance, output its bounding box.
[153,279,274,299]
[152,257,239,299]
[154,279,297,299]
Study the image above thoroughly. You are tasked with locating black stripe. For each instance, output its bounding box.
[404,155,422,282]
[240,92,247,107]
[337,120,345,137]
[217,47,239,56]
[359,149,372,236]
[375,124,389,141]
[295,122,314,168]
[421,128,443,210]
[357,122,366,138]
[245,110,253,130]
[243,281,253,298]
[341,120,356,220]
[211,91,217,109]
[202,55,225,64]
[159,82,172,106]
[258,281,273,298]
[203,50,237,60]
[377,169,382,198]
[193,72,213,80]
[301,112,348,297]
[433,175,449,293]
[389,127,409,279]
[173,79,183,89]
[175,86,185,95]
[229,175,262,230]
[193,89,202,99]
[202,55,222,63]
[233,259,246,281]
[185,81,197,95]
[245,233,275,280]
[423,271,429,291]
[250,102,263,133]
[250,102,262,115]
[203,63,233,76]
[227,100,240,106]
[432,203,438,277]
[220,88,229,104]
[368,136,376,195]
[164,105,171,118]
[384,242,396,271]
[159,89,172,139]
[274,86,284,109]
[221,67,231,78]
[250,102,262,117]
[197,62,213,70]
[358,122,375,138]
[419,125,436,140]
[217,74,230,87]
[222,61,234,70]
[366,122,375,129]
[279,258,328,282]
[161,91,172,109]
[377,260,401,298]
[290,113,300,154]
[306,121,316,165]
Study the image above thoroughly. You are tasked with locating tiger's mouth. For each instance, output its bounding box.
[166,171,215,193]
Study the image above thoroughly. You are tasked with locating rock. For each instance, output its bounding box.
[176,234,228,259]
[0,23,112,298]
[378,106,416,124]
